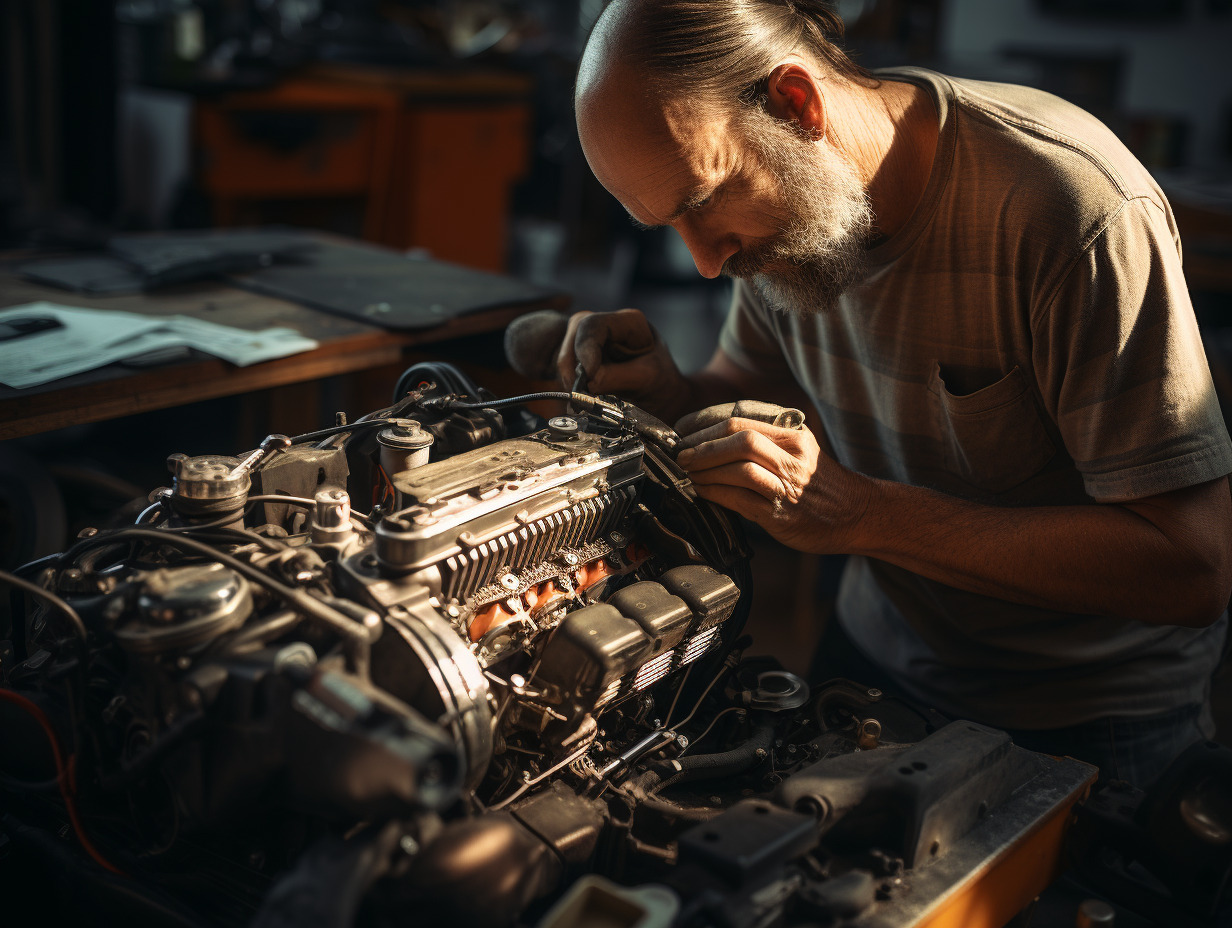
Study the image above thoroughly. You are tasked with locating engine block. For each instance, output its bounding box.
[0,367,1103,928]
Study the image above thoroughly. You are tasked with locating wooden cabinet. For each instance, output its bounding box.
[194,67,531,272]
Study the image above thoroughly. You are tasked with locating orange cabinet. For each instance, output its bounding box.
[194,68,532,272]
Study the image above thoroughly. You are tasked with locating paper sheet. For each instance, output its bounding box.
[0,302,319,389]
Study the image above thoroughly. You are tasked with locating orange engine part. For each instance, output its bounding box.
[466,547,648,642]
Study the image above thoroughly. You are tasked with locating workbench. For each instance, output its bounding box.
[0,234,567,442]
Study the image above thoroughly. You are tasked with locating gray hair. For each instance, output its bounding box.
[593,0,873,107]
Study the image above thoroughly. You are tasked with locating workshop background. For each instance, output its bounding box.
[2,0,1231,729]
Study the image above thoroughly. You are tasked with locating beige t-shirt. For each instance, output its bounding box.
[719,67,1232,729]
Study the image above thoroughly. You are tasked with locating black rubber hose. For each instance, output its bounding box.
[649,722,775,792]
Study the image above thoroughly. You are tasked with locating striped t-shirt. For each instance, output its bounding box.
[719,67,1232,729]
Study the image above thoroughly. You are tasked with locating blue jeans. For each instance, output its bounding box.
[808,617,1212,789]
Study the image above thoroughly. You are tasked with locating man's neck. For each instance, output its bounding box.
[826,77,939,242]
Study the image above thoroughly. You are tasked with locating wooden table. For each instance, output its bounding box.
[0,241,566,441]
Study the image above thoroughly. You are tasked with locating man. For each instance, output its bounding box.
[558,0,1232,786]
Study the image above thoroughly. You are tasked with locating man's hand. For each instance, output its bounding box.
[674,411,1232,627]
[675,416,871,554]
[555,309,688,416]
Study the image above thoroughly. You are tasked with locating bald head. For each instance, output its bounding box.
[577,0,867,113]
[574,0,635,110]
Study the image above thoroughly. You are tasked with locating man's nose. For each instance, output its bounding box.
[674,219,739,279]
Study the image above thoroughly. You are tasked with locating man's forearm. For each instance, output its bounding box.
[851,477,1231,627]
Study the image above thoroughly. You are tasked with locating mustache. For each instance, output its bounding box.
[721,238,797,280]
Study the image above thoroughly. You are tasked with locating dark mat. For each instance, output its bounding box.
[17,255,148,295]
[226,240,564,330]
[16,230,317,295]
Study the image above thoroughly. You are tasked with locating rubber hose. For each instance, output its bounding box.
[652,722,775,791]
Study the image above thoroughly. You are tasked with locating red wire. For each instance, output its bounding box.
[0,688,125,875]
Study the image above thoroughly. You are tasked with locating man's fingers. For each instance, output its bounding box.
[687,460,791,504]
[588,351,667,395]
[692,482,780,522]
[574,313,610,376]
[677,427,788,474]
[556,311,593,387]
[603,308,658,355]
[675,416,798,451]
[557,309,658,390]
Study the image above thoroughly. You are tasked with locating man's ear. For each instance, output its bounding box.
[764,63,826,138]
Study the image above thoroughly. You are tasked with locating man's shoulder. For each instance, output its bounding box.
[886,68,1178,270]
[885,68,1166,225]
[953,75,1155,197]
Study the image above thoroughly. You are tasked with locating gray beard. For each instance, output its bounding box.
[749,254,867,318]
[724,106,874,316]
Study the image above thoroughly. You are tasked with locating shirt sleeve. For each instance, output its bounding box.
[717,280,787,374]
[1032,194,1232,502]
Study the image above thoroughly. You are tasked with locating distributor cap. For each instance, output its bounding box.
[167,453,251,501]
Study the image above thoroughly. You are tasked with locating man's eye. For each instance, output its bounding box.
[688,191,716,213]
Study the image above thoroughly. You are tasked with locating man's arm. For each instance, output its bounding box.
[677,417,1232,628]
[555,308,809,424]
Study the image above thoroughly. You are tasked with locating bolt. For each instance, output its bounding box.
[858,718,883,751]
[562,552,579,566]
[675,735,690,749]
[399,835,420,856]
[609,531,627,547]
[867,688,883,700]
[500,573,519,591]
[77,527,99,539]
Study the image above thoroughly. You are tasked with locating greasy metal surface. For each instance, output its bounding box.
[378,432,643,573]
[858,751,1097,928]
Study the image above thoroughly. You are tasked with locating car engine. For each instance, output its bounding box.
[0,364,1113,928]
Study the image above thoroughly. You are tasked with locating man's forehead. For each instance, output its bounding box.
[578,79,735,225]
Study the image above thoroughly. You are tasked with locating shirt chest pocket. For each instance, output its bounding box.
[929,362,1056,495]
